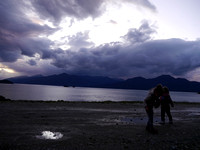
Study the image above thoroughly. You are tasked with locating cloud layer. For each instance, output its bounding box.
[0,0,56,63]
[49,38,200,78]
[30,0,105,23]
[1,0,200,81]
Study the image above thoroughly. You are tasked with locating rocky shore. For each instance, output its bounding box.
[0,100,200,150]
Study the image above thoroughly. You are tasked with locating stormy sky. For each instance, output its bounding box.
[0,0,200,81]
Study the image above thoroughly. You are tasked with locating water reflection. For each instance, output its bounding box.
[36,131,63,140]
[0,84,199,102]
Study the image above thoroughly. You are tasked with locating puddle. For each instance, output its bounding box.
[66,107,132,113]
[185,108,200,112]
[188,113,200,116]
[36,131,63,140]
[97,116,163,126]
[172,108,200,113]
[120,117,146,124]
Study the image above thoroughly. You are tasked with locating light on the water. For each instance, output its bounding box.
[36,131,63,140]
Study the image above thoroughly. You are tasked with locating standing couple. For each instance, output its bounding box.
[144,84,174,134]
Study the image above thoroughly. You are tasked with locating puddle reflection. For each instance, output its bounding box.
[36,131,63,140]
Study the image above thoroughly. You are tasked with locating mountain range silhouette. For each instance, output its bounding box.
[6,74,200,92]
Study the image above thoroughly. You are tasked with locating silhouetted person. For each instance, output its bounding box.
[144,84,163,134]
[160,86,174,124]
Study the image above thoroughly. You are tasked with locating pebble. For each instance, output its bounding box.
[170,145,176,150]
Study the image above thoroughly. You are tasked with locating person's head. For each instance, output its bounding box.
[154,84,163,97]
[163,86,169,94]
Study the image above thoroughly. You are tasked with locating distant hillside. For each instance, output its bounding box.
[7,73,122,87]
[105,75,200,92]
[6,74,200,92]
[0,79,13,84]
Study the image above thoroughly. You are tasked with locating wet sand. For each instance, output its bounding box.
[0,101,200,150]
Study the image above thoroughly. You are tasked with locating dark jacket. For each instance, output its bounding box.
[160,94,174,107]
[144,88,160,109]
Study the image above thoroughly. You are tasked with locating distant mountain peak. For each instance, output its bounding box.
[32,74,43,77]
[155,75,175,79]
[104,75,200,92]
[7,73,121,87]
[59,73,69,76]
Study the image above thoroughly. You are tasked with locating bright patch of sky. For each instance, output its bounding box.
[48,2,157,48]
[48,0,200,49]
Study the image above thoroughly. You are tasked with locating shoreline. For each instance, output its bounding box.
[1,99,200,105]
[0,100,200,150]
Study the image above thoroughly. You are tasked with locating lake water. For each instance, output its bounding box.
[0,84,199,103]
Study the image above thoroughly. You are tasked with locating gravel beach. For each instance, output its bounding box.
[0,101,200,150]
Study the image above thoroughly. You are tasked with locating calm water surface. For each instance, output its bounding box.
[0,84,199,102]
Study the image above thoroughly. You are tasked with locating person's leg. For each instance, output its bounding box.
[146,108,154,131]
[166,106,173,123]
[147,109,158,134]
[161,106,165,124]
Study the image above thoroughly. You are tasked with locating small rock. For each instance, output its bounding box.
[171,145,176,150]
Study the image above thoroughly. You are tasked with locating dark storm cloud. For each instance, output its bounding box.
[129,39,200,76]
[0,35,54,62]
[0,0,104,63]
[29,0,156,25]
[0,0,56,36]
[50,39,200,78]
[51,44,122,76]
[0,0,156,63]
[17,37,54,58]
[122,21,156,43]
[0,0,57,62]
[27,59,37,66]
[1,0,200,79]
[124,0,156,12]
[0,48,21,62]
[30,0,105,24]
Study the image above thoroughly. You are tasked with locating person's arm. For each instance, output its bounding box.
[144,96,150,110]
[154,97,160,108]
[144,94,155,110]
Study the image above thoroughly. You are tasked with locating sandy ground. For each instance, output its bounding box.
[0,101,200,150]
